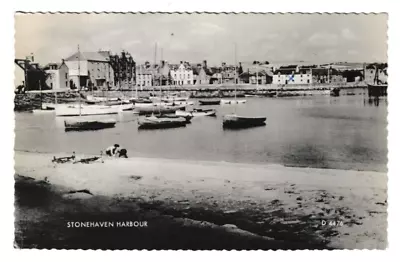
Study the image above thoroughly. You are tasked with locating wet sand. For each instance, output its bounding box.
[14,151,387,249]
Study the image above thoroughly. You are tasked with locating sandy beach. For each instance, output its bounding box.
[14,151,387,249]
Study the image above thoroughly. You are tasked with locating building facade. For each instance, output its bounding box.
[272,66,313,85]
[65,51,114,89]
[109,51,136,88]
[170,62,194,85]
[135,66,153,87]
[194,60,212,85]
[44,61,69,90]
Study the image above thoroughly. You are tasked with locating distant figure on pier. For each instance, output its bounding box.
[105,144,120,157]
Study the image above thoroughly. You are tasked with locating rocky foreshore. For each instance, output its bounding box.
[14,92,82,112]
[14,151,387,250]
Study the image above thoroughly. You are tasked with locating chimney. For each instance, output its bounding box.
[161,60,165,67]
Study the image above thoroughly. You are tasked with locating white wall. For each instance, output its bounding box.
[171,64,194,85]
[273,73,312,85]
[136,74,152,87]
[65,60,88,76]
[45,64,69,90]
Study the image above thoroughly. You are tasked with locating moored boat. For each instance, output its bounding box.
[220,99,247,104]
[176,108,216,117]
[138,115,187,129]
[153,113,193,123]
[222,114,266,129]
[198,99,221,105]
[55,104,119,117]
[64,118,116,131]
[86,95,119,104]
[133,105,186,115]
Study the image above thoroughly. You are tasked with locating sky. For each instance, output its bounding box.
[15,13,387,83]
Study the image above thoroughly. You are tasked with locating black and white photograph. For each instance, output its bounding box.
[13,12,388,250]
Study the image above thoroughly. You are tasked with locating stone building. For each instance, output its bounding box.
[65,51,114,89]
[44,60,70,90]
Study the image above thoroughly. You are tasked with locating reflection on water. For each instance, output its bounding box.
[14,88,388,172]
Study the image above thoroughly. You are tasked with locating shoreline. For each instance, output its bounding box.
[14,151,387,249]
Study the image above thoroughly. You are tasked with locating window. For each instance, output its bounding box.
[65,73,68,78]
[66,81,68,87]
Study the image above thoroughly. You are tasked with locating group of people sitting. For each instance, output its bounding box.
[105,144,128,158]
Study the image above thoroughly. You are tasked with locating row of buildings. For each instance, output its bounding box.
[15,50,388,91]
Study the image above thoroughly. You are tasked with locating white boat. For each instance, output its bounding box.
[134,102,173,108]
[86,95,119,104]
[162,96,190,102]
[169,100,194,106]
[150,96,190,102]
[221,99,247,104]
[56,104,119,117]
[176,108,216,117]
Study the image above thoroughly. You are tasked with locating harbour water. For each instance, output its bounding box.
[14,89,388,172]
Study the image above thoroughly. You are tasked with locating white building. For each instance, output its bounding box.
[272,66,313,85]
[64,51,114,89]
[44,61,70,90]
[170,62,194,85]
[136,67,153,87]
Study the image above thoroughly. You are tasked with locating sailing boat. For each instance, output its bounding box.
[137,53,187,129]
[222,44,266,129]
[61,45,116,131]
[220,64,246,104]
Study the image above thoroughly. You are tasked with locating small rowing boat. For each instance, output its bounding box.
[138,115,187,129]
[220,99,247,105]
[222,114,266,129]
[64,118,116,131]
[176,108,216,117]
[198,99,221,105]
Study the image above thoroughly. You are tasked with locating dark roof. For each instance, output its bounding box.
[65,51,109,62]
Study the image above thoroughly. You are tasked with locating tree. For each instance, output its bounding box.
[264,61,270,65]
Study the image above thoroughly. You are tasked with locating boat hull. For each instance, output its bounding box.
[64,118,116,131]
[55,105,119,117]
[138,116,187,129]
[176,109,216,117]
[198,99,221,105]
[222,115,266,129]
[220,99,247,104]
[134,105,186,115]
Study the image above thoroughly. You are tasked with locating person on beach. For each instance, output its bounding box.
[117,148,128,158]
[105,144,120,157]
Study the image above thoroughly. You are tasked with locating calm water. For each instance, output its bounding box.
[15,89,388,172]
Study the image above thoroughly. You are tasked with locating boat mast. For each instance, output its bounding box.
[39,79,42,109]
[77,45,81,116]
[256,65,259,90]
[234,43,238,101]
[234,43,237,114]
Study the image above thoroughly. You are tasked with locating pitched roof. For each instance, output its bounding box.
[65,51,109,62]
[43,61,68,70]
